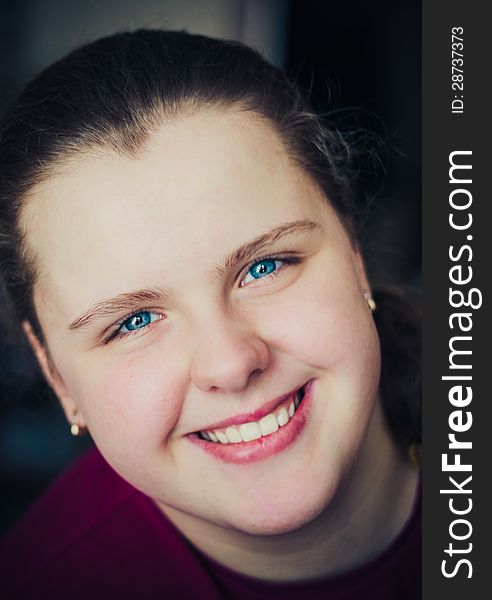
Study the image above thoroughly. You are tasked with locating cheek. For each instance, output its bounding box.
[254,269,382,439]
[256,275,373,370]
[67,351,186,460]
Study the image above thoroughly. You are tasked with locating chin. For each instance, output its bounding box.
[228,484,336,537]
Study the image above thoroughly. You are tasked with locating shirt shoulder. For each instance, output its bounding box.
[4,448,134,533]
[0,448,223,599]
[0,449,134,596]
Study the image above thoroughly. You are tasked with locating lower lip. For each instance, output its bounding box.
[187,380,315,465]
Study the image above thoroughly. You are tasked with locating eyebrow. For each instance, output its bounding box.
[68,289,166,332]
[212,219,320,280]
[68,219,320,333]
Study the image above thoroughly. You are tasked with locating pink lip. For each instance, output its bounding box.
[198,385,304,431]
[188,379,314,465]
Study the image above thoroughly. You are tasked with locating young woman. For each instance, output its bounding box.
[0,29,421,599]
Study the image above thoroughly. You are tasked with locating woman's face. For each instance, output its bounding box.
[23,110,382,535]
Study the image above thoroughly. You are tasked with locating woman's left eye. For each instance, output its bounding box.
[241,258,285,286]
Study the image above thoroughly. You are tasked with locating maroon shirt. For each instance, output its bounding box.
[1,449,421,599]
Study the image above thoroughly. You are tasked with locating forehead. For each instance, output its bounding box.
[22,110,330,316]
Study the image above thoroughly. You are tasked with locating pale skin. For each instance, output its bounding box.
[22,109,419,582]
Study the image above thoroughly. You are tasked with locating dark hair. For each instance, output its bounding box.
[0,29,420,454]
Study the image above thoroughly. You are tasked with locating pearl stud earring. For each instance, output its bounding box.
[364,292,376,312]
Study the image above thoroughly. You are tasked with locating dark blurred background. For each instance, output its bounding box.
[0,0,420,535]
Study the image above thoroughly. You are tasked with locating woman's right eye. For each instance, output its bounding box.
[120,311,157,332]
[106,310,164,343]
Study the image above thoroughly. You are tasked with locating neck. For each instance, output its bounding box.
[158,402,419,582]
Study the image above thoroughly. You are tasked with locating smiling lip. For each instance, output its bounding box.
[187,379,314,465]
[197,385,305,431]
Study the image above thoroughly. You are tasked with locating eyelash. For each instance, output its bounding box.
[104,254,301,343]
[239,254,301,287]
[104,310,164,344]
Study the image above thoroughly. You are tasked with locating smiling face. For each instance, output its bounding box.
[22,109,383,536]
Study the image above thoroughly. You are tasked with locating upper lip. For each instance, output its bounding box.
[196,384,305,432]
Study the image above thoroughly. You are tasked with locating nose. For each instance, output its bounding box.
[190,316,271,393]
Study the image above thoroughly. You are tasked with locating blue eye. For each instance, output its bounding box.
[243,258,281,285]
[119,311,159,334]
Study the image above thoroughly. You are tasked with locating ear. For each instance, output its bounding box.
[352,247,372,294]
[22,320,86,428]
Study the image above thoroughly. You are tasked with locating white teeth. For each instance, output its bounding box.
[277,407,289,427]
[225,426,242,443]
[259,413,279,436]
[199,386,306,444]
[239,421,262,442]
[215,431,228,444]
